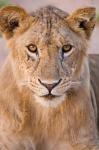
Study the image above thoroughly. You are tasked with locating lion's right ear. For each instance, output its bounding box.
[0,6,28,39]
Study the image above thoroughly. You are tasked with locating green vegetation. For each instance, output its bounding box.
[96,13,99,22]
[0,0,10,8]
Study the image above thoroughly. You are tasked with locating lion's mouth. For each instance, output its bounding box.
[41,94,59,100]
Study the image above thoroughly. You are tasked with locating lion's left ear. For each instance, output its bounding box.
[0,6,29,39]
[66,7,96,39]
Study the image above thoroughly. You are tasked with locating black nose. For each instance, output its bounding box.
[38,79,61,93]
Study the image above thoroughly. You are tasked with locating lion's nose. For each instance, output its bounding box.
[38,79,61,93]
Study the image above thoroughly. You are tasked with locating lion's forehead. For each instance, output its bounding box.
[16,25,85,55]
[32,6,69,23]
[14,6,87,51]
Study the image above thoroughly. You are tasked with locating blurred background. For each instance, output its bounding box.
[0,0,99,67]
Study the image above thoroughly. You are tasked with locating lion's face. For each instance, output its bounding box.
[0,6,96,107]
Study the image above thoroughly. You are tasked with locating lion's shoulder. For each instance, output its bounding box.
[89,54,99,95]
[89,54,99,127]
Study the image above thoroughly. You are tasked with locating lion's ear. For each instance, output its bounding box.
[66,7,96,39]
[0,6,28,39]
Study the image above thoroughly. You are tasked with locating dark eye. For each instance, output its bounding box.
[62,44,73,53]
[26,44,37,53]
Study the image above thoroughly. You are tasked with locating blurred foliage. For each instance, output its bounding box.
[96,13,99,22]
[0,0,10,8]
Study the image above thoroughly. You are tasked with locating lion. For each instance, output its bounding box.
[0,5,99,150]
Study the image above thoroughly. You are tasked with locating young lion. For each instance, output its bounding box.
[0,5,99,150]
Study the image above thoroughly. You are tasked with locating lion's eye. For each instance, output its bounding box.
[62,44,74,57]
[26,44,38,60]
[26,44,37,53]
[62,44,73,53]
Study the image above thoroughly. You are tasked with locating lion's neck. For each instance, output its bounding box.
[30,87,97,142]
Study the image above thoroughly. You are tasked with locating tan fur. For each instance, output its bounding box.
[0,5,99,150]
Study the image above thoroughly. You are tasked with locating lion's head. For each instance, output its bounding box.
[0,6,96,107]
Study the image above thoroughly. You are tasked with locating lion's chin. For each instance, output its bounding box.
[34,94,66,108]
